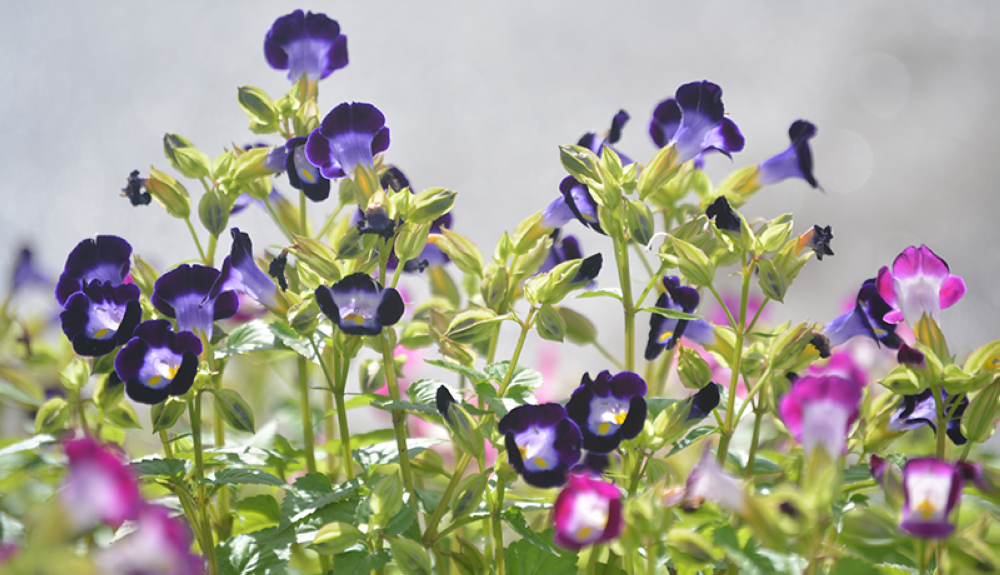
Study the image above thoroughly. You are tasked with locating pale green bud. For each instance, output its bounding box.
[409,187,456,225]
[237,85,278,127]
[535,303,566,342]
[445,309,501,345]
[146,166,191,219]
[198,190,229,237]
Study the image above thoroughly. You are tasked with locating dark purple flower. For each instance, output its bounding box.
[705,196,741,232]
[644,276,715,361]
[115,319,202,405]
[380,165,411,191]
[436,385,457,423]
[152,264,239,339]
[888,389,968,446]
[757,120,819,188]
[800,224,834,260]
[264,10,347,82]
[649,81,745,165]
[683,383,722,422]
[121,170,151,207]
[269,251,289,291]
[897,343,926,367]
[212,228,277,308]
[315,272,404,336]
[900,458,964,538]
[10,246,50,293]
[552,474,623,551]
[60,280,142,357]
[356,205,397,238]
[306,102,390,179]
[538,230,584,275]
[56,236,132,307]
[823,278,902,349]
[499,403,583,488]
[577,109,634,165]
[566,371,647,454]
[778,375,862,457]
[285,136,331,202]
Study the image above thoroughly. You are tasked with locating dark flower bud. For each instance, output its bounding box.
[436,385,456,422]
[810,333,832,359]
[705,196,740,232]
[799,225,834,260]
[897,343,926,367]
[269,250,289,292]
[380,166,411,192]
[121,170,151,206]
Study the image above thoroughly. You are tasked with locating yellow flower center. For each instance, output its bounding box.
[658,330,674,343]
[916,498,936,519]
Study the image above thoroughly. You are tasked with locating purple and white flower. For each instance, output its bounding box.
[60,436,144,530]
[888,388,968,446]
[757,120,820,188]
[55,235,132,306]
[115,320,202,405]
[644,276,715,361]
[823,278,902,349]
[552,474,624,551]
[152,264,239,338]
[95,505,205,575]
[60,280,141,356]
[899,458,964,539]
[284,136,331,202]
[565,371,647,454]
[876,245,966,327]
[778,374,862,457]
[499,403,582,488]
[264,10,347,82]
[682,447,747,514]
[315,272,404,336]
[649,81,745,165]
[306,102,390,179]
[212,228,277,308]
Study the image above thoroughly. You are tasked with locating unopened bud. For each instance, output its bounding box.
[146,166,191,219]
[409,188,456,225]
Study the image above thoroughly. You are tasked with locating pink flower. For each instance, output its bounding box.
[806,351,868,388]
[552,474,624,551]
[778,375,862,457]
[96,505,204,575]
[61,437,144,530]
[876,245,966,326]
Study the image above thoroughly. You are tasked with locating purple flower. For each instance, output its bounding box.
[306,102,390,179]
[152,264,239,339]
[757,120,820,188]
[577,109,633,164]
[115,320,202,405]
[888,389,968,446]
[876,245,966,327]
[806,351,868,388]
[644,276,715,361]
[121,170,151,207]
[683,383,722,422]
[799,224,834,260]
[60,280,142,357]
[778,375,862,457]
[285,136,331,202]
[538,230,583,275]
[682,446,746,513]
[10,246,50,293]
[900,458,964,539]
[649,81,745,165]
[499,403,583,488]
[95,505,205,575]
[823,278,902,349]
[264,10,347,82]
[55,236,132,307]
[212,228,277,308]
[552,474,623,551]
[566,371,647,454]
[315,272,404,336]
[705,196,741,232]
[60,437,144,530]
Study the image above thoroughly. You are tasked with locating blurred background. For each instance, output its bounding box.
[1,0,998,383]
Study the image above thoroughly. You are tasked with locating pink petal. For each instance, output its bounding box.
[939,275,966,309]
[884,309,904,324]
[892,245,949,283]
[876,266,896,307]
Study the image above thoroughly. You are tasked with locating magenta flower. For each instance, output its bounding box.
[900,458,964,539]
[876,245,966,327]
[649,80,744,165]
[806,351,868,388]
[306,102,390,179]
[95,505,205,575]
[778,375,862,457]
[552,474,624,551]
[264,10,347,82]
[60,437,144,530]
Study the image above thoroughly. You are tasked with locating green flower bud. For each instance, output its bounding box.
[35,397,71,434]
[231,147,278,182]
[93,372,124,410]
[400,321,433,350]
[451,471,489,521]
[677,346,712,390]
[310,522,365,556]
[288,298,321,335]
[536,303,566,342]
[715,165,762,207]
[237,85,278,127]
[511,211,549,252]
[129,255,159,297]
[358,358,384,395]
[756,258,790,302]
[394,221,432,264]
[59,357,90,391]
[558,306,597,344]
[559,144,602,184]
[208,388,255,433]
[290,235,342,281]
[480,263,509,314]
[666,529,722,568]
[767,321,815,375]
[667,237,715,287]
[494,232,513,262]
[370,465,405,527]
[626,199,655,246]
[151,398,187,432]
[964,376,1000,444]
[390,537,432,575]
[162,133,195,172]
[637,144,680,202]
[445,309,501,345]
[409,187,456,225]
[104,401,142,429]
[335,224,377,260]
[146,166,191,219]
[755,215,794,254]
[429,229,484,278]
[512,235,553,279]
[198,190,230,237]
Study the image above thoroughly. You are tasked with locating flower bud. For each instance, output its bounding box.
[756,258,790,302]
[162,133,197,175]
[232,147,279,182]
[677,347,712,390]
[290,235,342,281]
[963,376,1000,444]
[429,229,484,277]
[335,224,377,260]
[535,303,566,342]
[451,472,489,520]
[146,166,191,219]
[59,357,90,391]
[558,306,597,344]
[370,465,405,526]
[667,237,715,287]
[400,321,433,349]
[310,522,365,556]
[34,397,71,434]
[715,165,763,206]
[198,190,230,237]
[512,235,553,279]
[151,398,187,432]
[394,221,432,264]
[626,199,655,246]
[237,85,278,127]
[480,263,509,314]
[409,187,456,225]
[288,298,321,335]
[389,538,432,575]
[637,144,680,202]
[559,144,602,184]
[209,388,255,433]
[511,212,550,253]
[445,309,501,345]
[171,147,212,180]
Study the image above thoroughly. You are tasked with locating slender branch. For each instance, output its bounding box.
[498,309,536,397]
[422,453,473,544]
[184,217,208,263]
[715,258,754,464]
[299,190,307,236]
[189,393,219,575]
[492,474,507,575]
[381,326,418,522]
[297,355,317,473]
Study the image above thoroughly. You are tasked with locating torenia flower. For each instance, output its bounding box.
[900,458,964,538]
[285,137,331,201]
[649,80,745,165]
[806,351,868,388]
[823,278,902,349]
[552,474,624,551]
[60,437,144,530]
[757,120,820,188]
[306,102,390,179]
[56,235,132,306]
[10,246,50,293]
[264,10,347,82]
[644,276,715,361]
[96,505,205,575]
[213,228,277,307]
[60,280,141,356]
[315,272,404,336]
[152,264,239,338]
[682,447,746,513]
[876,245,966,327]
[566,371,647,453]
[499,403,582,488]
[705,196,741,232]
[115,320,202,405]
[778,374,862,457]
[888,389,968,446]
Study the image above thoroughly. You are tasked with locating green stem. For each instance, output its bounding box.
[492,474,506,575]
[189,394,219,575]
[313,338,354,480]
[205,233,218,268]
[314,201,345,240]
[263,197,295,242]
[298,356,317,473]
[324,392,336,473]
[650,346,675,399]
[184,217,208,264]
[498,310,535,396]
[743,401,764,481]
[627,451,648,496]
[615,232,636,372]
[746,296,771,334]
[933,385,947,459]
[422,453,473,544]
[299,190,307,236]
[381,327,417,520]
[716,258,754,464]
[159,430,174,458]
[586,546,601,575]
[73,389,91,436]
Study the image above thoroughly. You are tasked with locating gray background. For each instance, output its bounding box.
[2,0,999,372]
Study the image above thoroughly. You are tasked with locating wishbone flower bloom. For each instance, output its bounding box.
[152,264,239,339]
[649,80,745,165]
[212,228,277,308]
[60,436,144,530]
[315,272,404,336]
[682,446,747,514]
[264,10,348,82]
[823,278,902,349]
[284,137,331,201]
[565,370,647,454]
[756,120,820,188]
[778,374,862,457]
[900,458,964,538]
[498,403,582,488]
[60,280,141,356]
[306,102,390,179]
[95,505,205,575]
[888,389,969,446]
[552,474,624,551]
[115,319,202,405]
[55,235,132,306]
[644,276,715,361]
[876,245,966,327]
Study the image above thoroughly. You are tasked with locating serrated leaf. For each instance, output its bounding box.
[131,457,188,477]
[371,399,439,416]
[216,320,283,357]
[503,508,564,556]
[574,288,623,301]
[238,494,281,523]
[505,536,578,575]
[485,362,544,389]
[217,533,291,575]
[333,549,392,573]
[210,468,285,487]
[352,439,444,474]
[269,322,321,362]
[424,359,489,382]
[664,426,716,458]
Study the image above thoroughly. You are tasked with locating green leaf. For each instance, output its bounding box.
[208,388,256,433]
[269,322,321,362]
[637,306,702,320]
[664,426,716,458]
[485,362,544,389]
[0,434,56,458]
[151,399,187,432]
[333,549,392,573]
[216,320,283,357]
[321,428,397,455]
[574,288,623,302]
[503,508,564,556]
[424,359,489,382]
[713,526,778,575]
[371,399,439,416]
[505,536,578,575]
[210,468,285,487]
[238,494,281,523]
[833,557,881,575]
[353,439,444,474]
[390,537,433,575]
[646,398,679,417]
[131,457,188,477]
[844,464,872,484]
[217,533,291,575]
